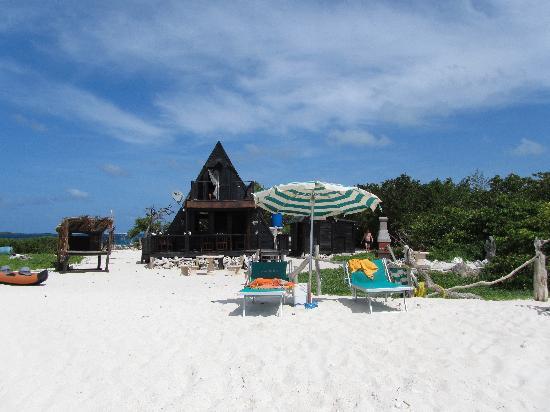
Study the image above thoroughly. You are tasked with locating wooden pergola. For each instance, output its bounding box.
[56,216,114,272]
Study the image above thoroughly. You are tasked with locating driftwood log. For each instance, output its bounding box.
[420,268,483,299]
[533,239,548,302]
[484,236,497,261]
[387,244,398,262]
[314,245,322,296]
[421,252,543,300]
[288,257,310,282]
[287,245,325,294]
[401,242,548,300]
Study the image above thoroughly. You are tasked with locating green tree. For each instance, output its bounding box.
[352,171,550,289]
[127,205,174,239]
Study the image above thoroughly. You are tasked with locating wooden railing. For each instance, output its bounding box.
[142,232,290,257]
[146,234,250,254]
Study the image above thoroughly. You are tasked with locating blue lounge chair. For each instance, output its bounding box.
[239,261,289,317]
[344,259,413,313]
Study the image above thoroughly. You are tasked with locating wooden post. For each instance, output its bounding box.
[387,244,397,262]
[206,258,215,274]
[105,223,113,272]
[314,244,322,296]
[533,239,548,302]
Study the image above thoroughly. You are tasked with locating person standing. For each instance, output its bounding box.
[362,230,374,251]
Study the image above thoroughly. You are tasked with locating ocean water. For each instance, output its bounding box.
[0,233,133,246]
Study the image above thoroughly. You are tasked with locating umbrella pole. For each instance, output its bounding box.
[308,193,315,304]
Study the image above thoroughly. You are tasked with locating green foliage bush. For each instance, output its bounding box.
[297,268,350,296]
[0,237,57,254]
[330,252,376,262]
[480,254,534,290]
[353,172,550,289]
[0,253,82,270]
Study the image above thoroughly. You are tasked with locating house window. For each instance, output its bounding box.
[196,212,209,233]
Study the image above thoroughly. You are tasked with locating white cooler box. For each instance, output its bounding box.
[293,283,307,306]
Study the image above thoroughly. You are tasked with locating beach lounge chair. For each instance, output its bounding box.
[344,258,413,314]
[239,261,289,317]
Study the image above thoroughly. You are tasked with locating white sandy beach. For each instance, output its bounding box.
[1,249,549,411]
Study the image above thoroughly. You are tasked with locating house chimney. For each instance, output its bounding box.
[377,217,392,259]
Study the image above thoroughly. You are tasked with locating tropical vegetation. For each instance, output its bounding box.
[354,171,550,289]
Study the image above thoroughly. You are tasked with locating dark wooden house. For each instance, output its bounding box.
[142,142,276,260]
[289,217,357,256]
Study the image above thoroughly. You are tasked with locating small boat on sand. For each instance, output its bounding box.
[0,266,48,285]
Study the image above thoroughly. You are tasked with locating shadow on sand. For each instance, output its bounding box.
[520,304,550,317]
[61,268,109,274]
[331,296,402,313]
[211,297,283,317]
[212,295,406,316]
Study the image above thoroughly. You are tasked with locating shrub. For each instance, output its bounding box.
[350,172,550,292]
[428,244,483,262]
[0,237,57,254]
[297,268,350,295]
[330,252,376,262]
[481,254,534,290]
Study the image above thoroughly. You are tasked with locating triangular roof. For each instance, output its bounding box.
[194,141,244,185]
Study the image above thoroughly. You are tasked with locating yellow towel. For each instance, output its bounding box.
[348,258,378,279]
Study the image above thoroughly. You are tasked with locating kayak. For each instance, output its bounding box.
[0,269,48,285]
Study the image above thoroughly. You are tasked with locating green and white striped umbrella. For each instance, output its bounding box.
[253,181,381,218]
[253,181,381,303]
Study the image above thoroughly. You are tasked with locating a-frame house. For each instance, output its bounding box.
[142,142,275,260]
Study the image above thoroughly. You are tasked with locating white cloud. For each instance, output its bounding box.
[329,129,391,147]
[3,2,550,138]
[156,90,267,135]
[0,60,168,144]
[67,188,89,199]
[512,138,546,156]
[101,163,127,177]
[53,85,167,144]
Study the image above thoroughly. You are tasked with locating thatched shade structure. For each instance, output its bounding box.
[56,216,114,272]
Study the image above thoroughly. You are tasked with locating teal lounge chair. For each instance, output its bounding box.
[239,261,289,317]
[344,259,413,314]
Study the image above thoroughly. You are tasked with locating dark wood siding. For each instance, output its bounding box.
[147,141,275,260]
[289,218,357,256]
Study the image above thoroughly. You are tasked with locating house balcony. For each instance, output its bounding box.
[185,180,256,209]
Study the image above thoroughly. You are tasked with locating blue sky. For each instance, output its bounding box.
[1,1,549,232]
